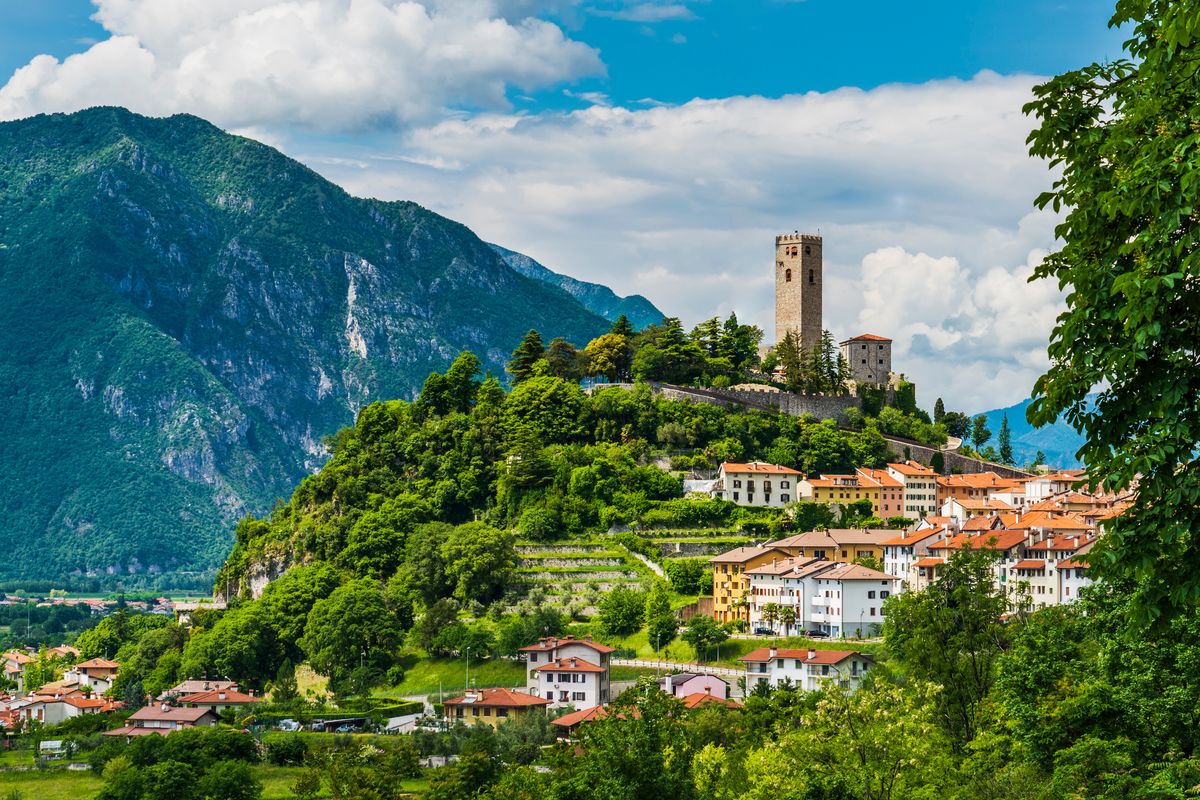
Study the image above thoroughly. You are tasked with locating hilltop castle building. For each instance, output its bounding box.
[774,232,823,354]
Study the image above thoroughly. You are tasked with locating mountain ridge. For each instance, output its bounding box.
[0,106,611,583]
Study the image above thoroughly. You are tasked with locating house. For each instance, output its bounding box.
[1058,554,1094,602]
[745,556,833,634]
[659,673,729,700]
[442,688,549,729]
[18,695,112,726]
[710,546,794,624]
[768,529,894,564]
[809,564,898,638]
[1023,471,1086,503]
[886,461,940,519]
[855,468,905,517]
[550,705,613,738]
[910,557,945,591]
[880,526,947,585]
[519,636,614,709]
[940,497,1013,526]
[680,692,742,710]
[45,646,80,661]
[176,688,262,713]
[158,680,239,701]
[740,647,873,693]
[937,472,1024,509]
[713,462,803,508]
[67,658,119,694]
[840,334,892,385]
[104,705,220,738]
[1,651,33,693]
[800,473,882,512]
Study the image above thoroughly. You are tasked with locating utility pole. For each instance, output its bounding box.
[464,646,470,692]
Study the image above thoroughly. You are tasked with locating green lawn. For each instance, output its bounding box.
[611,629,884,669]
[0,749,34,768]
[375,657,528,700]
[0,764,427,799]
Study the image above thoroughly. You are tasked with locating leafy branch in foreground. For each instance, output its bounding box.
[1024,0,1200,622]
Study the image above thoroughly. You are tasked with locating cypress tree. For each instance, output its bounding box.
[507,329,544,385]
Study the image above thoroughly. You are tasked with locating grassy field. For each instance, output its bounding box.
[611,629,884,668]
[0,749,34,768]
[0,764,428,799]
[375,657,528,700]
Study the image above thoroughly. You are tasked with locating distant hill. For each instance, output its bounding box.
[491,244,663,330]
[975,396,1091,469]
[0,107,612,583]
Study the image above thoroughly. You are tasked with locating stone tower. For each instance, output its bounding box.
[774,232,823,353]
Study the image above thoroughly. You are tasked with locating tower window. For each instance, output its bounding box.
[808,269,814,284]
[785,268,792,282]
[805,245,811,255]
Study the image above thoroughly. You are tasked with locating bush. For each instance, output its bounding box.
[266,733,307,766]
[197,760,262,800]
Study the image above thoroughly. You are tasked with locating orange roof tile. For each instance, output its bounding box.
[710,546,793,564]
[879,526,945,546]
[534,657,606,674]
[888,460,937,477]
[739,648,865,665]
[1012,560,1046,570]
[840,333,892,343]
[518,636,616,654]
[913,557,945,568]
[443,688,550,708]
[681,692,742,709]
[720,462,802,475]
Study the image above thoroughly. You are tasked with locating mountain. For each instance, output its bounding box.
[975,396,1091,469]
[0,107,611,583]
[491,244,663,330]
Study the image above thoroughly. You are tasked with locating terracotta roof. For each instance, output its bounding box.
[60,696,107,710]
[840,333,892,343]
[75,658,119,670]
[913,557,945,568]
[740,648,863,665]
[817,564,898,582]
[681,692,742,709]
[551,705,611,728]
[443,688,550,709]
[880,526,945,546]
[887,461,937,477]
[710,546,792,564]
[771,529,895,549]
[952,498,1013,511]
[921,516,952,525]
[518,636,615,654]
[178,689,261,705]
[806,474,879,489]
[745,556,830,577]
[929,530,1027,553]
[856,468,903,488]
[963,516,1000,531]
[720,462,802,475]
[937,472,1020,490]
[534,657,606,674]
[128,705,219,724]
[1012,560,1046,570]
[1015,511,1093,531]
[1058,556,1090,569]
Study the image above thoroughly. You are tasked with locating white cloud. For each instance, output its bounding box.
[0,0,602,131]
[590,3,696,22]
[306,71,1061,411]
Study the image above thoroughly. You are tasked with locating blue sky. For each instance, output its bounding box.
[0,1,1130,411]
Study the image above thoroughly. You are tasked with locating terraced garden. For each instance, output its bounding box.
[513,541,655,614]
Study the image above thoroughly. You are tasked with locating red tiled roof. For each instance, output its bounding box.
[76,658,119,670]
[534,657,605,674]
[128,705,218,724]
[681,692,742,709]
[1012,560,1046,570]
[710,546,793,564]
[817,564,898,582]
[178,689,261,705]
[518,636,616,654]
[880,526,944,546]
[913,557,944,568]
[551,705,610,728]
[720,462,802,475]
[888,461,937,477]
[1058,556,1090,569]
[739,648,863,665]
[840,333,892,343]
[443,688,550,709]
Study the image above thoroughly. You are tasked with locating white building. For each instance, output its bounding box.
[713,462,802,508]
[659,673,730,700]
[745,557,833,635]
[887,461,941,518]
[740,647,873,693]
[810,564,898,638]
[519,636,613,710]
[880,526,947,586]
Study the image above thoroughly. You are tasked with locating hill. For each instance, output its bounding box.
[975,395,1090,469]
[0,107,611,584]
[491,244,663,329]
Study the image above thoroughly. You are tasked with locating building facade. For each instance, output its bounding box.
[442,688,550,729]
[840,334,892,385]
[714,462,802,508]
[519,636,613,709]
[740,647,873,693]
[887,461,940,519]
[775,232,823,354]
[710,546,793,624]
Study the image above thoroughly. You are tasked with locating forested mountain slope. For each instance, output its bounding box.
[0,107,610,582]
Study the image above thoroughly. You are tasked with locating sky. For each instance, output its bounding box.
[0,0,1130,412]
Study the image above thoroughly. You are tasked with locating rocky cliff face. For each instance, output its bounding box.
[0,107,609,581]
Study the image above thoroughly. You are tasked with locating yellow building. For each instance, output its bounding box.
[442,688,549,729]
[801,473,883,514]
[767,529,894,565]
[710,545,793,624]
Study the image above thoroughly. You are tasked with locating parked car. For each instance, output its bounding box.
[807,629,830,638]
[334,724,357,733]
[752,627,774,635]
[277,719,300,732]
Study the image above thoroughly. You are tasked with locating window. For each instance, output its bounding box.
[733,479,742,488]
[529,653,537,663]
[870,607,876,616]
[881,591,890,599]
[808,269,814,284]
[484,708,491,716]
[572,692,586,701]
[794,660,803,669]
[867,590,876,599]
[785,268,792,282]
[733,492,739,501]
[781,494,790,502]
[805,245,812,255]
[821,665,830,675]
[780,480,790,488]
[497,708,508,717]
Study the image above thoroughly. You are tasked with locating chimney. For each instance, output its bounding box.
[705,685,711,695]
[768,646,777,660]
[218,692,226,701]
[808,648,816,661]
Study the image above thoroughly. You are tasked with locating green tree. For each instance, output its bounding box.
[681,614,729,661]
[504,376,584,443]
[933,397,945,422]
[971,415,992,451]
[1024,1,1200,621]
[645,581,677,651]
[299,579,402,690]
[998,413,1014,465]
[941,411,971,439]
[197,760,262,800]
[441,522,517,605]
[598,587,646,638]
[581,333,632,381]
[884,548,1008,749]
[507,329,545,385]
[544,337,582,381]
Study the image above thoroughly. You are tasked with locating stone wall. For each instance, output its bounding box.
[596,381,863,426]
[883,437,1032,479]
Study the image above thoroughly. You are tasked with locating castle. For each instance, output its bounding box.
[774,232,892,386]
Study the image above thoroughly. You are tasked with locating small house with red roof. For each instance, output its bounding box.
[740,646,873,693]
[519,636,614,709]
[840,333,891,385]
[66,658,119,694]
[177,688,262,713]
[714,461,803,508]
[442,688,549,729]
[104,704,220,739]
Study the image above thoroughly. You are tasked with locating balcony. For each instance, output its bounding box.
[811,596,831,608]
[810,612,834,623]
